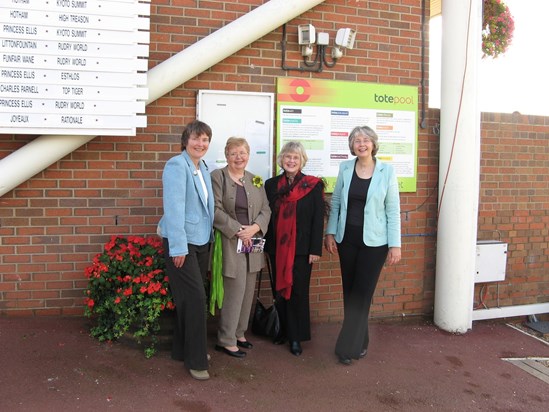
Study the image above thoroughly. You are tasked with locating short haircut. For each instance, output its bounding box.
[224,137,250,157]
[181,120,212,151]
[277,141,308,169]
[348,125,380,156]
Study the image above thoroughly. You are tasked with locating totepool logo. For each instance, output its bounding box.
[374,93,414,105]
[289,79,311,102]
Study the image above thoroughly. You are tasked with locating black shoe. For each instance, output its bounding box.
[273,336,287,345]
[215,345,246,358]
[289,341,302,356]
[359,349,367,358]
[338,355,352,365]
[236,340,253,349]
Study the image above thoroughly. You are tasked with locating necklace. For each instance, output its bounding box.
[228,169,245,185]
[356,160,374,178]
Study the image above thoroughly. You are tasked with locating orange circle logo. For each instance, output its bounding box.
[289,79,311,102]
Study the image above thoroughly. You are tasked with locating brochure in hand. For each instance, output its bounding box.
[237,237,265,254]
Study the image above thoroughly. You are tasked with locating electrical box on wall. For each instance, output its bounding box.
[475,241,508,283]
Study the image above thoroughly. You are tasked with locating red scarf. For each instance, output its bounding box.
[275,173,321,300]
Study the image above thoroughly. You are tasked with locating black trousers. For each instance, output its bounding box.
[270,254,312,342]
[335,225,388,359]
[163,239,210,371]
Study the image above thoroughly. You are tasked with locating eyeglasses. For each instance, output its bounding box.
[227,151,249,159]
[283,154,301,161]
[354,138,373,145]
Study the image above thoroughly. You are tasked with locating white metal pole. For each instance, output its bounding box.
[434,0,482,333]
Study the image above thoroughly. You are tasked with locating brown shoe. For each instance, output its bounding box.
[189,369,210,380]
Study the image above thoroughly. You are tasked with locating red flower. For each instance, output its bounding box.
[84,235,174,358]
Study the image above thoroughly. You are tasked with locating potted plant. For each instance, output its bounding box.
[482,0,515,58]
[84,235,174,358]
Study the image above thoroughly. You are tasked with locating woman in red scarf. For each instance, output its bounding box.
[264,141,326,356]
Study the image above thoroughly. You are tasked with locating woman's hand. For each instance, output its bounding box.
[309,254,321,264]
[386,247,401,266]
[324,234,337,254]
[236,223,259,242]
[172,255,186,268]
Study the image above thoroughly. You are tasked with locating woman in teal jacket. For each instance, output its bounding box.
[324,125,401,366]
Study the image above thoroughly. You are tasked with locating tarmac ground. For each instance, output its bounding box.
[1,315,548,412]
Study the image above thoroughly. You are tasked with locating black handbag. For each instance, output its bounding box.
[251,257,280,339]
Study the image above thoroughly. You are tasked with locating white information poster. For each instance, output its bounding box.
[197,90,274,182]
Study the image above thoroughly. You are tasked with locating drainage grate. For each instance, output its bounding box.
[503,357,549,384]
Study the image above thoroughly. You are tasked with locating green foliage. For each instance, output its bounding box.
[84,235,174,358]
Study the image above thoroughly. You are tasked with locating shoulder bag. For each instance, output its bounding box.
[251,256,281,340]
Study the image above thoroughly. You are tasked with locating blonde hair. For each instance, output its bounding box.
[224,137,250,157]
[277,141,308,169]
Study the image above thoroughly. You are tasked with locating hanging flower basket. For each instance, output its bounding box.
[84,235,174,358]
[482,0,514,58]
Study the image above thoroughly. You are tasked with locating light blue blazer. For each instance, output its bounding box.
[326,158,401,248]
[158,150,214,256]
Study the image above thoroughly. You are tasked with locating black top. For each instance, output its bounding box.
[346,168,371,228]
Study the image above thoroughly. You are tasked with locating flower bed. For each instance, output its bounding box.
[84,235,174,358]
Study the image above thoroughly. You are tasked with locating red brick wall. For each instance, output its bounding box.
[475,113,549,309]
[1,1,547,320]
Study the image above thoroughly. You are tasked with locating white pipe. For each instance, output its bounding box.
[146,0,326,104]
[433,0,482,333]
[0,0,326,197]
[0,135,95,197]
[472,303,549,321]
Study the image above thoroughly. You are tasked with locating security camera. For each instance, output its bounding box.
[335,28,356,49]
[298,24,316,45]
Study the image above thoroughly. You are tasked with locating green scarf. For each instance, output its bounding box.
[209,229,224,315]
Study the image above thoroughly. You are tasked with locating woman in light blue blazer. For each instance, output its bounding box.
[158,120,214,381]
[324,125,401,366]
